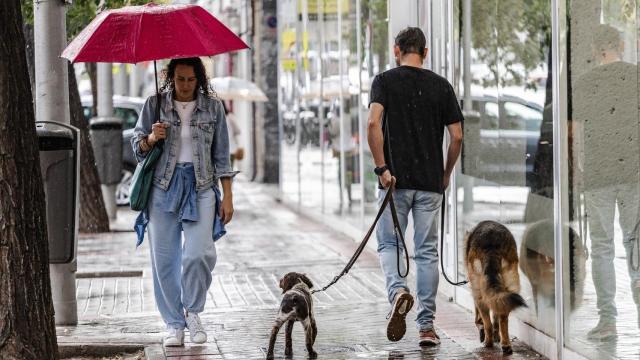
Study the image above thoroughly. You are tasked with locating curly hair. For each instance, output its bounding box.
[160,57,216,98]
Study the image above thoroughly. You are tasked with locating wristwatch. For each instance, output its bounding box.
[374,165,389,176]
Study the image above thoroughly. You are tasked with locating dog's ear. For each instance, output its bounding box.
[280,273,296,293]
[300,274,314,289]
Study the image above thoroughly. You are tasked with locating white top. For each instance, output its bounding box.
[174,100,197,163]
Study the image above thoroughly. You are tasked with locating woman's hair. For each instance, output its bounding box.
[160,57,216,98]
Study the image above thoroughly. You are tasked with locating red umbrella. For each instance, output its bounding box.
[61,3,249,102]
[62,3,249,63]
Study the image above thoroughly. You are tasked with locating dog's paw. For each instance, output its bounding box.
[308,350,318,358]
[483,340,494,348]
[266,354,274,360]
[502,346,513,355]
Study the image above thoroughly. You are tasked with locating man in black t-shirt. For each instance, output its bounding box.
[367,27,463,346]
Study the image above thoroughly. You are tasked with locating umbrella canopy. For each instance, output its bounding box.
[209,76,268,102]
[61,3,249,64]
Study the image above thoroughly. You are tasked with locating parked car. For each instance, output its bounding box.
[81,95,145,205]
[460,94,544,187]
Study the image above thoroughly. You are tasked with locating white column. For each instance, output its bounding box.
[34,0,77,326]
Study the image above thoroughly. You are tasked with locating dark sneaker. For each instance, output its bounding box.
[386,289,414,342]
[419,329,441,346]
[586,318,617,341]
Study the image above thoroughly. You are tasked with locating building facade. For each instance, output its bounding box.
[276,1,640,359]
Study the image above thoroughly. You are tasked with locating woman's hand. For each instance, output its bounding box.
[148,122,169,145]
[220,196,234,224]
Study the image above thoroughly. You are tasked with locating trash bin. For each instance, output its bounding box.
[36,121,80,264]
[89,116,122,185]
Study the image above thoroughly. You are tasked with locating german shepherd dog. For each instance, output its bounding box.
[465,221,527,355]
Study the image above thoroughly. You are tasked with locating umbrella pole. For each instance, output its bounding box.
[154,60,159,95]
[154,60,160,123]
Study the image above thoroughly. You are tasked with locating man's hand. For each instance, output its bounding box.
[442,173,451,191]
[220,196,234,224]
[380,170,396,189]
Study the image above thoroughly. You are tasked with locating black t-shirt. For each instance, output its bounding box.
[369,66,463,193]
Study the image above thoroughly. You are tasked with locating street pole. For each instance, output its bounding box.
[34,0,78,326]
[462,0,474,214]
[97,62,118,220]
[116,63,128,96]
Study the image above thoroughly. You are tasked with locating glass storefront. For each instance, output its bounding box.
[278,0,388,228]
[277,1,639,358]
[564,1,639,358]
[454,0,557,337]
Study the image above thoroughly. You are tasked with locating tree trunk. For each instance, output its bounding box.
[0,0,59,358]
[68,63,110,233]
[23,23,35,96]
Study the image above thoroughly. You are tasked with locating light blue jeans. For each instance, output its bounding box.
[586,184,640,320]
[376,188,443,331]
[147,164,218,330]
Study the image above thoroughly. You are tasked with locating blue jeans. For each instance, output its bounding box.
[376,188,442,331]
[586,184,640,320]
[147,164,218,330]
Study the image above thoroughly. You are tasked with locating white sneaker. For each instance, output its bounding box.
[186,312,207,344]
[163,328,184,347]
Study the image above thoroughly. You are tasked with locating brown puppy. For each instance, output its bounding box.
[465,221,526,355]
[266,272,317,359]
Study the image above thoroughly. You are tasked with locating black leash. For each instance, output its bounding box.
[312,180,409,294]
[439,193,468,286]
[312,181,467,295]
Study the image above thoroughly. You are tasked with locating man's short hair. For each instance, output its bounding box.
[592,24,621,53]
[395,27,426,57]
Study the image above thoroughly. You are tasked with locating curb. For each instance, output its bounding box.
[144,344,165,360]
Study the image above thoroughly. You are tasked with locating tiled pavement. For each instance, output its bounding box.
[57,179,545,359]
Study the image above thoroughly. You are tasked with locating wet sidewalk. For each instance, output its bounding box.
[57,179,545,359]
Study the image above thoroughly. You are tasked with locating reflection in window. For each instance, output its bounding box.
[567,2,640,357]
[503,102,542,131]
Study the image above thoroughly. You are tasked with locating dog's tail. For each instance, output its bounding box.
[484,256,527,312]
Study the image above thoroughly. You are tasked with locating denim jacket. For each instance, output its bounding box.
[131,91,238,191]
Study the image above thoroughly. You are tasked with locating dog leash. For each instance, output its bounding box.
[311,180,410,294]
[439,192,468,286]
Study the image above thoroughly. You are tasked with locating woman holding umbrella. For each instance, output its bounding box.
[61,2,249,347]
[133,57,236,346]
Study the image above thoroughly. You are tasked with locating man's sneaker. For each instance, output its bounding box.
[163,328,184,347]
[386,289,414,342]
[419,329,441,346]
[186,312,207,344]
[586,318,617,341]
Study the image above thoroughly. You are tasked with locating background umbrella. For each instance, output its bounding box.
[209,76,268,102]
